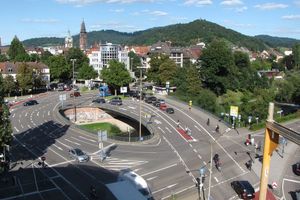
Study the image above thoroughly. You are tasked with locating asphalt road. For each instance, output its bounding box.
[1,90,299,200]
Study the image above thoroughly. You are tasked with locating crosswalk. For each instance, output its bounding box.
[91,156,148,171]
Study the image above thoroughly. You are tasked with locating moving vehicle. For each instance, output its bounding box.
[23,100,38,106]
[159,103,167,111]
[293,162,300,176]
[92,98,106,104]
[231,180,255,199]
[166,108,174,114]
[145,96,157,104]
[110,99,122,105]
[68,148,89,163]
[70,91,81,97]
[118,169,153,200]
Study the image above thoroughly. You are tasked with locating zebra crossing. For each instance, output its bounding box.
[91,156,148,171]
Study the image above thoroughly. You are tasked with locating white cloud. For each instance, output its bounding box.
[236,6,247,12]
[21,18,59,23]
[220,0,243,6]
[254,3,288,10]
[109,8,124,12]
[149,11,168,16]
[183,0,212,6]
[56,0,153,5]
[90,21,138,31]
[282,14,300,20]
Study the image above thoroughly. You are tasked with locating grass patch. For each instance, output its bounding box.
[80,122,122,136]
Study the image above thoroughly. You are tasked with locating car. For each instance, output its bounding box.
[152,101,161,107]
[110,99,122,105]
[166,108,175,114]
[23,100,38,106]
[70,91,81,97]
[158,99,165,104]
[69,148,89,163]
[145,96,156,104]
[231,180,255,199]
[159,103,167,111]
[92,98,106,104]
[293,162,300,176]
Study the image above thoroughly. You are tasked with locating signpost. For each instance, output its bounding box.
[59,94,66,108]
[120,87,127,96]
[98,130,107,150]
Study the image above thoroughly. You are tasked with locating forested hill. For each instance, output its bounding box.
[255,35,300,48]
[22,19,299,51]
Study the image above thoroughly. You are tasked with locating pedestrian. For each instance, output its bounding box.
[215,125,219,133]
[247,160,252,171]
[207,118,210,126]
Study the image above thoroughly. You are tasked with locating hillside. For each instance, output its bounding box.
[21,19,279,51]
[255,35,300,48]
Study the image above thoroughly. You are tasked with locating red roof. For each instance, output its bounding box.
[253,189,276,200]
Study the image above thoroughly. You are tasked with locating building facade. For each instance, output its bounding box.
[79,20,87,51]
[87,43,130,77]
[65,30,73,48]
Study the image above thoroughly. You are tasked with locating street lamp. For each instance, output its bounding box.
[137,64,147,141]
[70,59,76,122]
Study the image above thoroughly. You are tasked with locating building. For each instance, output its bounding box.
[65,30,73,48]
[87,42,130,77]
[79,20,87,51]
[0,62,50,84]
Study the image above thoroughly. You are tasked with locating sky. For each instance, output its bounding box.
[1,0,300,45]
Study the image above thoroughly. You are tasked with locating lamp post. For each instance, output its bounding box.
[137,64,147,141]
[70,59,76,122]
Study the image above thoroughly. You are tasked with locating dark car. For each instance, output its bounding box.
[92,98,106,104]
[166,108,174,114]
[152,101,161,107]
[231,180,255,199]
[23,100,38,106]
[293,162,300,176]
[145,96,156,104]
[70,91,81,97]
[110,99,122,106]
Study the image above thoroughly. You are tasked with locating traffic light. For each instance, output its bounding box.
[201,176,205,183]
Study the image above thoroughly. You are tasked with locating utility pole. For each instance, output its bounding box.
[139,66,142,141]
[70,59,76,122]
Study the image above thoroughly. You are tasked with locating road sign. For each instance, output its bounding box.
[98,131,107,142]
[272,181,277,189]
[189,100,192,107]
[120,87,127,93]
[59,94,66,101]
[230,106,239,118]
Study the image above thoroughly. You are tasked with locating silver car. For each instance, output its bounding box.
[69,148,89,163]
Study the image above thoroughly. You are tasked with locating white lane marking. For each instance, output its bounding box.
[141,163,178,177]
[49,160,76,167]
[147,176,158,181]
[194,125,201,132]
[283,178,300,183]
[130,111,139,116]
[78,135,97,143]
[214,177,219,183]
[154,119,162,124]
[56,140,71,149]
[37,112,39,117]
[203,161,206,165]
[161,185,195,200]
[133,168,141,172]
[20,124,24,129]
[128,106,136,109]
[48,111,50,116]
[158,127,165,134]
[14,127,19,132]
[198,155,202,159]
[152,183,177,194]
[71,137,96,146]
[25,112,28,117]
[165,127,172,133]
[193,149,198,153]
[189,143,193,148]
[53,102,60,112]
[119,108,127,111]
[28,124,31,129]
[65,139,81,145]
[18,119,21,123]
[53,144,63,151]
[12,113,15,118]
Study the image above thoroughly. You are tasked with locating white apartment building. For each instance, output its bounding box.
[87,43,130,76]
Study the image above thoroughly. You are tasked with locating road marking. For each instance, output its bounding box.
[49,160,76,167]
[154,119,162,124]
[283,178,300,183]
[37,112,39,117]
[18,119,21,123]
[161,185,195,200]
[20,124,23,129]
[53,144,63,151]
[141,163,178,177]
[214,177,219,183]
[71,137,96,146]
[193,149,198,153]
[12,113,15,118]
[79,135,97,143]
[152,183,177,194]
[198,155,202,159]
[14,127,19,132]
[133,168,141,172]
[128,106,136,109]
[65,139,81,145]
[27,124,31,129]
[119,108,127,111]
[25,112,28,117]
[48,111,50,116]
[147,176,158,181]
[56,140,71,149]
[165,127,172,133]
[158,127,165,134]
[194,125,201,132]
[189,143,193,148]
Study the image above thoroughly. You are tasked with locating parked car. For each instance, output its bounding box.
[145,96,156,104]
[159,103,167,111]
[110,99,122,105]
[152,101,161,107]
[231,180,255,199]
[69,148,89,163]
[70,91,81,97]
[23,100,38,106]
[92,98,106,104]
[293,162,300,176]
[166,108,174,114]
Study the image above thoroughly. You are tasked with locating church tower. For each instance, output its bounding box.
[79,20,87,51]
[65,30,73,48]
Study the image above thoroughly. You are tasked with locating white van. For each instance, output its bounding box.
[118,169,153,200]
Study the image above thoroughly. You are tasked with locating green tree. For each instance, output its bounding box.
[16,63,33,95]
[3,75,16,97]
[292,43,300,70]
[48,55,70,81]
[200,39,237,95]
[65,48,89,71]
[196,89,218,113]
[41,50,53,65]
[0,74,13,163]
[128,51,141,77]
[0,54,8,62]
[186,65,202,95]
[147,54,169,85]
[7,36,29,61]
[100,60,131,94]
[158,59,177,86]
[30,54,40,62]
[234,51,250,69]
[78,63,98,80]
